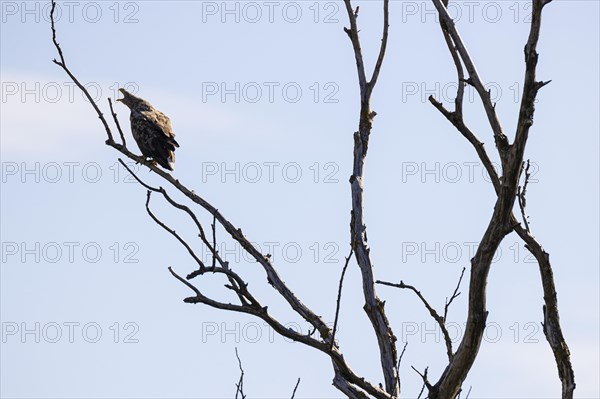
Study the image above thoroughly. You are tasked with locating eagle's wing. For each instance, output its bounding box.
[140,109,179,147]
[131,108,179,170]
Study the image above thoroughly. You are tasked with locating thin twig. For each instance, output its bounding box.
[50,0,115,144]
[369,0,390,94]
[118,159,159,191]
[108,98,127,147]
[211,214,218,269]
[168,266,202,298]
[234,347,246,399]
[330,248,353,350]
[465,385,473,399]
[397,341,408,394]
[378,280,454,361]
[411,365,432,396]
[444,267,466,322]
[145,190,206,270]
[290,377,301,399]
[343,0,368,99]
[397,341,408,370]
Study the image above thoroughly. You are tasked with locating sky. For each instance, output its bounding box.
[1,0,599,398]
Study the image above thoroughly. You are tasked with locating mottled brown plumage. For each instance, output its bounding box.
[117,88,179,171]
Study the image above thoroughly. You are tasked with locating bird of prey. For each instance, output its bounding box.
[117,88,179,171]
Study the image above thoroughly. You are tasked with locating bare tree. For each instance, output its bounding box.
[49,0,574,397]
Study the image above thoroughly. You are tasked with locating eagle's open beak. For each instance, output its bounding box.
[116,88,127,102]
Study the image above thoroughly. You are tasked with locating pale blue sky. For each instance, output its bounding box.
[1,1,599,398]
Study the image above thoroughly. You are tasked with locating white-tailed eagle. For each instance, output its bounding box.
[117,88,179,171]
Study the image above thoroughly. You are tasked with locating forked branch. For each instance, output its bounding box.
[377,267,466,363]
[428,0,574,397]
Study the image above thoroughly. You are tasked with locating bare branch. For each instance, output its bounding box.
[168,266,202,297]
[117,159,159,191]
[330,248,353,350]
[513,220,575,397]
[50,0,115,144]
[430,0,509,154]
[411,365,433,396]
[397,342,408,369]
[443,32,465,118]
[428,15,500,195]
[417,381,426,399]
[428,96,500,195]
[397,341,408,395]
[444,267,466,322]
[344,0,389,99]
[343,0,368,100]
[513,0,552,157]
[145,190,206,271]
[465,385,473,399]
[108,98,126,147]
[234,348,247,399]
[378,280,454,361]
[342,1,399,395]
[168,267,328,351]
[369,0,390,94]
[161,191,224,270]
[290,378,301,399]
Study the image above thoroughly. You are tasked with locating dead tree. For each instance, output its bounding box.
[49,0,574,397]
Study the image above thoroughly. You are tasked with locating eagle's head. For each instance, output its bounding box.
[116,88,143,109]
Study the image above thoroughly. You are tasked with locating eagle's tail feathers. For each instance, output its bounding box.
[155,156,174,171]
